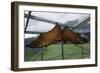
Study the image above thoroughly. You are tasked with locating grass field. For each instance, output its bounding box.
[24,43,90,61]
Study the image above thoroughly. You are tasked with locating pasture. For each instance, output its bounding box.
[24,43,90,61]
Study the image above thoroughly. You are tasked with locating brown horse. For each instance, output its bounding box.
[27,24,62,48]
[62,26,88,44]
[27,24,88,48]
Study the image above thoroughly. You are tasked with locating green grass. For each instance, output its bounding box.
[24,43,90,61]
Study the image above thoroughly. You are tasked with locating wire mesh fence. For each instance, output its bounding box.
[24,42,90,61]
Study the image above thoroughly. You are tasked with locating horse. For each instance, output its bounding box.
[62,26,89,44]
[26,24,62,48]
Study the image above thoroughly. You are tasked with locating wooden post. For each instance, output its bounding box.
[61,42,64,60]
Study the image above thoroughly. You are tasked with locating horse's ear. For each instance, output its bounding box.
[26,24,62,48]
